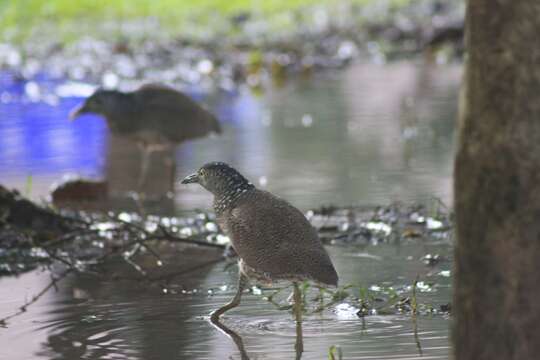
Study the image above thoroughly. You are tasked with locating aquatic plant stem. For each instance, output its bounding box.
[293,282,304,358]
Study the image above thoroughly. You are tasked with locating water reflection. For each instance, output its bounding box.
[0,239,452,360]
[209,313,305,360]
[36,245,225,360]
[105,135,176,213]
[0,62,458,358]
[0,62,460,212]
[210,318,251,360]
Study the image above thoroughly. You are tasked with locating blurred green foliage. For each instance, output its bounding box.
[0,0,414,42]
[0,0,413,20]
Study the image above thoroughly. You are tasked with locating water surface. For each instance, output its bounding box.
[1,238,452,360]
[0,61,461,211]
[0,60,459,359]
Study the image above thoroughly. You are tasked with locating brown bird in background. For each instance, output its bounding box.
[181,162,338,326]
[70,83,222,188]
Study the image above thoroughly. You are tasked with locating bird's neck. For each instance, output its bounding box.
[213,181,255,214]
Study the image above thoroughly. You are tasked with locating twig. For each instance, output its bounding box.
[41,228,100,248]
[149,256,226,282]
[42,247,78,271]
[0,269,73,327]
[156,224,226,249]
[108,213,226,249]
[153,234,226,249]
[411,274,423,356]
[140,242,163,263]
[0,211,231,323]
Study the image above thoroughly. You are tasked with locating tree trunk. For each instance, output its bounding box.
[454,1,540,359]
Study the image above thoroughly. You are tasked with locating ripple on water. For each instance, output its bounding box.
[207,311,449,359]
[2,219,452,360]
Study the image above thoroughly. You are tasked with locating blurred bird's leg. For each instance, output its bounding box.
[137,146,152,190]
[163,151,176,192]
[293,282,304,358]
[211,270,249,321]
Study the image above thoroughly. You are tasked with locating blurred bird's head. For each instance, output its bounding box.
[181,162,254,196]
[69,89,126,120]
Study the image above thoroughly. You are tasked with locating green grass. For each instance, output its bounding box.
[0,0,413,20]
[0,0,415,43]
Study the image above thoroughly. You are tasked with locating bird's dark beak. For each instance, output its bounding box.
[181,173,199,184]
[69,103,88,121]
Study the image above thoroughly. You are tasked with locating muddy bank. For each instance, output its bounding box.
[0,185,453,360]
[0,183,452,282]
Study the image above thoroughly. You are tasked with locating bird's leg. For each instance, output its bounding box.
[293,282,304,357]
[138,147,152,190]
[210,271,249,321]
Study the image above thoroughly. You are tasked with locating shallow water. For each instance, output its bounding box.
[0,238,452,360]
[0,61,460,211]
[0,60,459,359]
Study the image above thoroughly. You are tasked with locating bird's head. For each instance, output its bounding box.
[69,89,126,120]
[181,162,254,196]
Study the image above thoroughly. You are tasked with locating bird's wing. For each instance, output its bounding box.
[135,84,218,141]
[221,191,331,281]
[136,84,201,113]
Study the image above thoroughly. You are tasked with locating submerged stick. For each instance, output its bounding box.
[293,282,304,358]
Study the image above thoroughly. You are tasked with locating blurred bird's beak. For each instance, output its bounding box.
[181,173,199,184]
[68,103,87,121]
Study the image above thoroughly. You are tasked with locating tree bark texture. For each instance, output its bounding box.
[454,1,540,359]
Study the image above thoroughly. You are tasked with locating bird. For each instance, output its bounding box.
[181,162,338,326]
[70,83,222,188]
